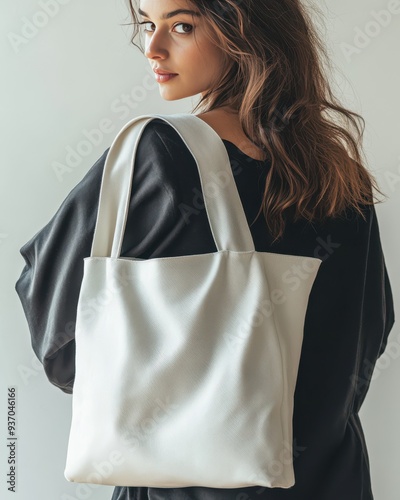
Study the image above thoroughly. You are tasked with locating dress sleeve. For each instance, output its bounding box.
[14,120,183,394]
[380,263,395,357]
[367,205,395,359]
[353,204,395,412]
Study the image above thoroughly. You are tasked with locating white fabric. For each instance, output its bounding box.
[64,113,322,489]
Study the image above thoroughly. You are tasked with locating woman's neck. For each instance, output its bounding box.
[196,107,267,161]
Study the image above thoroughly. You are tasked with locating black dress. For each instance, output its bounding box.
[15,118,395,500]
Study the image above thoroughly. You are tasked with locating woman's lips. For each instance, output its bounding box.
[155,73,178,83]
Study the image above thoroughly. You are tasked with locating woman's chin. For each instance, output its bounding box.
[159,86,201,101]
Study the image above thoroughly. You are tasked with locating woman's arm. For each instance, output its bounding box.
[352,204,395,412]
[14,120,184,393]
[15,149,108,393]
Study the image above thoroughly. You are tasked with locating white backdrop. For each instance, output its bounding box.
[1,0,398,499]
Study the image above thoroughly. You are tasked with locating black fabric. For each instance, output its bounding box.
[15,118,395,499]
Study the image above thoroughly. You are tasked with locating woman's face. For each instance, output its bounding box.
[139,0,227,100]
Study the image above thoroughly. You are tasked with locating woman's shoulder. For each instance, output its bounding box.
[133,117,204,197]
[138,118,194,156]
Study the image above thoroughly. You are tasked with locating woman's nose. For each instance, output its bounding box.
[144,32,168,59]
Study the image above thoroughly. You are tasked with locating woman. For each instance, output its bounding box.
[15,0,395,499]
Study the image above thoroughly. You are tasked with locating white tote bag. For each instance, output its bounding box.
[64,113,322,489]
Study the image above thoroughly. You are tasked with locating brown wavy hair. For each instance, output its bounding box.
[124,0,385,241]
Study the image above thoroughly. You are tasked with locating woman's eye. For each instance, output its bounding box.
[139,21,154,32]
[174,23,193,34]
[139,22,193,34]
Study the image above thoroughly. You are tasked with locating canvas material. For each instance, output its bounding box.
[64,113,322,488]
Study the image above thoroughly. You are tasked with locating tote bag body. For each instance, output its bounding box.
[64,113,322,489]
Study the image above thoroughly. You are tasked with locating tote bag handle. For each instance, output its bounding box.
[90,114,256,258]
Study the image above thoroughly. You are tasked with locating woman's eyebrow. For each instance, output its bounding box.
[138,8,201,20]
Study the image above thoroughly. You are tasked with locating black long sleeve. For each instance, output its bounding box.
[15,120,186,393]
